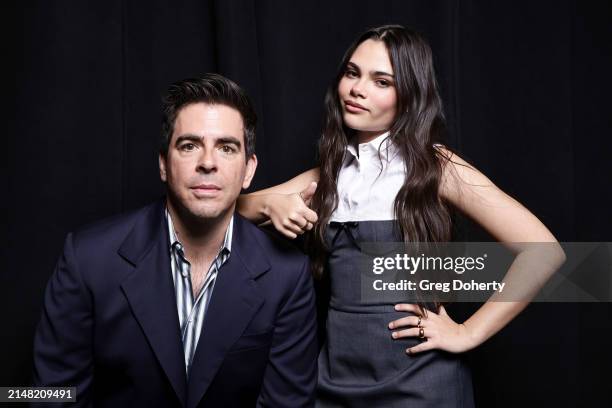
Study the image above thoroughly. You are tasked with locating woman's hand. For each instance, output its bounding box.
[388,303,480,355]
[263,182,318,239]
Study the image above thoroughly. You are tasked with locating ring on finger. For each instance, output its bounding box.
[416,316,422,327]
[418,327,425,339]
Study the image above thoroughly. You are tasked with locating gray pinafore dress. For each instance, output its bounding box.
[316,220,475,408]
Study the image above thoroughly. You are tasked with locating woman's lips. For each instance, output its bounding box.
[344,100,368,113]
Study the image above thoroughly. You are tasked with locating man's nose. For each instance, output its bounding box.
[196,148,217,173]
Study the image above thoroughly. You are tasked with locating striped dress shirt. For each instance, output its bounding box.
[166,210,233,377]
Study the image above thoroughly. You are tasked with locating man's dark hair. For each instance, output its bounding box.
[161,73,257,158]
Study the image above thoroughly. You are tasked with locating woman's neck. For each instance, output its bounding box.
[356,129,389,144]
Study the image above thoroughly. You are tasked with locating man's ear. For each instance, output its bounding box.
[159,153,167,182]
[242,154,258,189]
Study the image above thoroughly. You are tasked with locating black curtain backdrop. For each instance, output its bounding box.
[8,1,612,406]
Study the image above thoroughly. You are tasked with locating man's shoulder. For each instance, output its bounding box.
[235,214,308,267]
[70,200,162,249]
[234,216,312,301]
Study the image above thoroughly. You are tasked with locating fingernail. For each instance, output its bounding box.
[392,332,397,339]
[394,305,399,311]
[388,323,393,329]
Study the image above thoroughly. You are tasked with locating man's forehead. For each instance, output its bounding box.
[178,102,241,119]
[174,102,244,135]
[200,103,225,119]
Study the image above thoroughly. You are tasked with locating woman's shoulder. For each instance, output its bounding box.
[432,144,494,202]
[432,143,471,169]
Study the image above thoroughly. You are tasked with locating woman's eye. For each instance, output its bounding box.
[345,69,358,78]
[376,79,390,87]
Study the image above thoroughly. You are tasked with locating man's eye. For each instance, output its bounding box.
[180,143,196,151]
[220,145,236,154]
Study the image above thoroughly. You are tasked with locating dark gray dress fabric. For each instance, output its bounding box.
[316,221,475,408]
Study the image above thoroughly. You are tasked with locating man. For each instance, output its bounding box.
[32,74,318,407]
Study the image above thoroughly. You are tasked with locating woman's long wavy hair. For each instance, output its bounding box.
[308,25,456,310]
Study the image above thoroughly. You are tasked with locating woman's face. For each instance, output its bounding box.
[338,39,397,140]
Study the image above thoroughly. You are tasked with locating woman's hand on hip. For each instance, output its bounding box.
[388,303,479,355]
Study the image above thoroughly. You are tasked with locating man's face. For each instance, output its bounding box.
[159,102,257,221]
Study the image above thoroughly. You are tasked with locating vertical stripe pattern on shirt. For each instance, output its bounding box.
[166,210,232,377]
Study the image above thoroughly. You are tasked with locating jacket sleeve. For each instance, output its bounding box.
[32,233,93,407]
[257,257,318,407]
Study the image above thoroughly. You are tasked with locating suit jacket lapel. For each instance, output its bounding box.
[118,199,187,407]
[186,215,270,408]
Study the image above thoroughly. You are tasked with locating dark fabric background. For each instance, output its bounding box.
[7,1,612,406]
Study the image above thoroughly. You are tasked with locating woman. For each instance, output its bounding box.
[238,25,563,407]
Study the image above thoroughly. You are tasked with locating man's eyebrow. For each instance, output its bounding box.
[216,136,242,147]
[174,134,201,145]
[174,134,242,147]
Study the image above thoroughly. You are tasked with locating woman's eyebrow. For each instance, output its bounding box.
[347,62,393,78]
[346,61,360,71]
[372,70,394,78]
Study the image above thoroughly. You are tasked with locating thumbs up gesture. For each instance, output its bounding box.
[265,182,319,239]
[298,181,317,207]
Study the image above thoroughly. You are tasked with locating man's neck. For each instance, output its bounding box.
[166,199,233,261]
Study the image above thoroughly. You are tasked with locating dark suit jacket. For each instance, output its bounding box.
[32,199,318,407]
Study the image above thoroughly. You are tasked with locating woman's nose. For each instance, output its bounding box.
[350,78,367,98]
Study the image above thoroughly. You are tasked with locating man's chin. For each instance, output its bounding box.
[183,203,233,222]
[167,193,235,223]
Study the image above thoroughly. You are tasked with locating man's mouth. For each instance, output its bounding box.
[191,183,221,190]
[190,184,221,197]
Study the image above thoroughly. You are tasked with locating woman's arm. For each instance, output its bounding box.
[390,147,566,354]
[237,168,320,238]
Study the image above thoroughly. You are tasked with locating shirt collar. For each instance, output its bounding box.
[165,208,233,255]
[345,131,396,162]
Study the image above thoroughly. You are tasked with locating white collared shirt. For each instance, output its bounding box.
[330,131,404,222]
